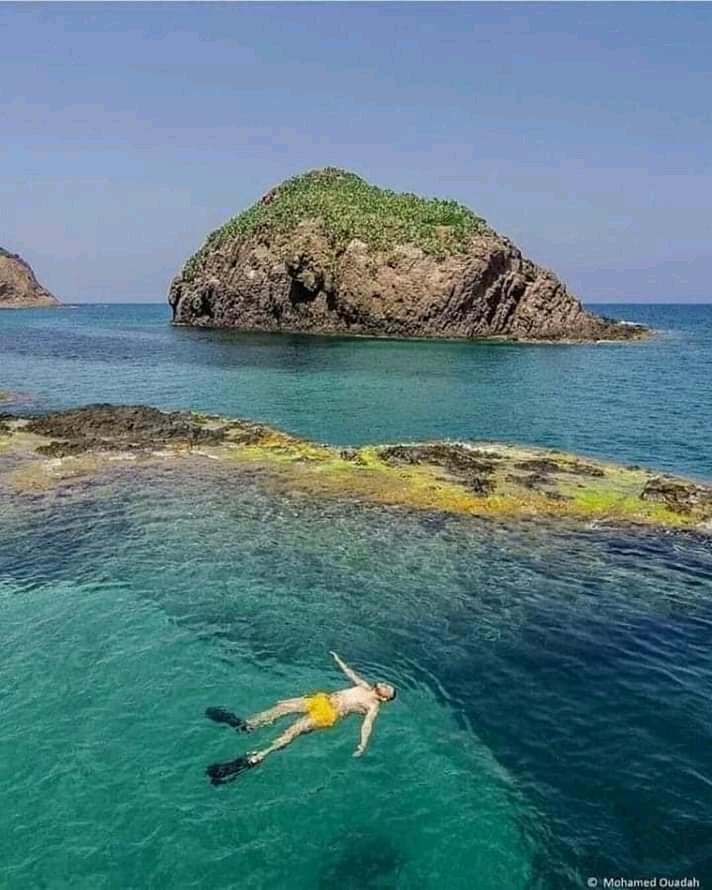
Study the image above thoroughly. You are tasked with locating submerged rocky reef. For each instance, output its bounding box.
[169,168,647,343]
[0,248,60,308]
[1,404,710,531]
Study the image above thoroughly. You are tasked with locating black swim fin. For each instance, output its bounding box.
[205,706,251,733]
[206,755,258,786]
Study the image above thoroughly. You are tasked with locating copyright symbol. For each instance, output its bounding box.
[587,880,598,888]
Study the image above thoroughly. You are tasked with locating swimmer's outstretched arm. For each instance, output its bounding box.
[354,705,378,757]
[330,651,371,689]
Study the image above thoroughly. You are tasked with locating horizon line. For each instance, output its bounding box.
[55,299,712,306]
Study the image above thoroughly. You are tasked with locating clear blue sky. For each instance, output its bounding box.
[2,2,710,303]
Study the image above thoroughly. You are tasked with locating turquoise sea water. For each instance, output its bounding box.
[1,304,712,889]
[1,303,711,476]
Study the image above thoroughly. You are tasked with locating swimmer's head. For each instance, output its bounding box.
[374,682,397,702]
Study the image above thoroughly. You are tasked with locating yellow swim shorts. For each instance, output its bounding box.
[305,692,339,728]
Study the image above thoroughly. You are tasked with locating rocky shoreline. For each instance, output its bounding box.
[1,404,709,531]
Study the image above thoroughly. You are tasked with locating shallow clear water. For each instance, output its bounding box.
[1,305,712,889]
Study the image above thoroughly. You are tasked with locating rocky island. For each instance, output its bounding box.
[0,248,60,308]
[170,168,646,342]
[2,404,709,531]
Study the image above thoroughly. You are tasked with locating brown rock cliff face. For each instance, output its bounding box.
[169,174,645,342]
[0,248,60,308]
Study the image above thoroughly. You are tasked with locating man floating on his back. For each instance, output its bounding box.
[205,651,397,785]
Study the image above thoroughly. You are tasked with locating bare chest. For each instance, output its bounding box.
[331,689,372,717]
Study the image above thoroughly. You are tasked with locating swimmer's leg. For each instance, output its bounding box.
[206,717,315,785]
[246,697,307,730]
[206,696,306,733]
[250,716,314,764]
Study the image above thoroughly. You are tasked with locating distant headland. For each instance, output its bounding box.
[0,248,60,309]
[169,168,647,342]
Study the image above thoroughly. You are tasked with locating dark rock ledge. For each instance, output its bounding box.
[1,404,709,531]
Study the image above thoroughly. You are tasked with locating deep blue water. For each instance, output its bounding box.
[1,304,711,889]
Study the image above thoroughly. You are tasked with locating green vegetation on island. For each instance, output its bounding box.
[184,167,488,277]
